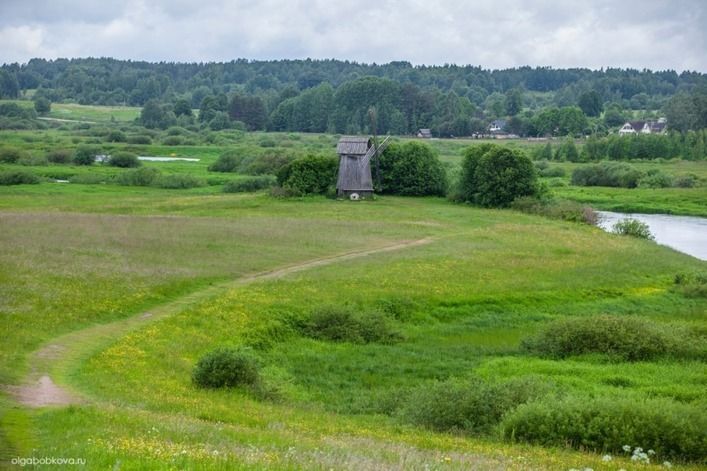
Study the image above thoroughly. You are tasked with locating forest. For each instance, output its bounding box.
[1,58,706,137]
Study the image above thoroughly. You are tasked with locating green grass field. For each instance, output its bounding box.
[0,103,706,469]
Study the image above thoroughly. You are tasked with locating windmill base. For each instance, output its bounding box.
[337,189,374,199]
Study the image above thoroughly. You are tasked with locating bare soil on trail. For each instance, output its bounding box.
[5,238,433,408]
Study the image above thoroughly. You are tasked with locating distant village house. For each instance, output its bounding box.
[488,119,507,133]
[618,118,667,136]
[416,128,432,138]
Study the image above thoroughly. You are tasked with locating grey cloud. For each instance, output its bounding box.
[0,0,704,71]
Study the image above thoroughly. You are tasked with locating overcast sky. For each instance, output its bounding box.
[1,0,705,71]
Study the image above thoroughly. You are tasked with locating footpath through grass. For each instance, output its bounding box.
[1,187,704,469]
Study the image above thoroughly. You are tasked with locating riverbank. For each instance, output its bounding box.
[552,185,707,218]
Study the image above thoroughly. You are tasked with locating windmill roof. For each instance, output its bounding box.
[337,136,372,155]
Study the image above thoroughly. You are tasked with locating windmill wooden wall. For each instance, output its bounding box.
[336,136,374,197]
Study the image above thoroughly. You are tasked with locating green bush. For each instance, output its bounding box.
[0,170,41,185]
[126,135,152,145]
[299,306,402,344]
[521,315,669,361]
[500,396,706,461]
[277,154,337,195]
[612,218,654,240]
[192,347,260,389]
[0,147,26,163]
[379,142,447,196]
[107,151,141,168]
[116,167,160,186]
[162,136,184,146]
[223,176,275,193]
[396,376,554,434]
[73,145,101,165]
[208,151,246,172]
[154,173,203,189]
[105,130,126,142]
[46,149,73,164]
[571,162,643,188]
[457,144,538,207]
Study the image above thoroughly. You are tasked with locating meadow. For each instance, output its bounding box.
[0,103,706,470]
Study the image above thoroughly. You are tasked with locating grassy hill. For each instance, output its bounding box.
[0,103,705,469]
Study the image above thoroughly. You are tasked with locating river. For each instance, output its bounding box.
[596,211,707,261]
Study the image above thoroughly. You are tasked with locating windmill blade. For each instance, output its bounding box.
[358,136,391,170]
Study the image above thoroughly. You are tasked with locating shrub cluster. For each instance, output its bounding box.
[299,306,402,344]
[0,170,41,185]
[501,396,706,461]
[277,154,337,195]
[73,144,101,166]
[612,218,654,240]
[571,162,643,188]
[571,162,697,189]
[107,151,140,168]
[511,197,598,225]
[456,144,539,207]
[521,315,670,361]
[223,176,275,193]
[378,142,447,196]
[396,376,554,434]
[192,347,260,388]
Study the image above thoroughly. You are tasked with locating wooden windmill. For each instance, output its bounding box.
[335,135,390,199]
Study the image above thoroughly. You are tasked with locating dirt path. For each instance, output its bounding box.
[7,237,433,408]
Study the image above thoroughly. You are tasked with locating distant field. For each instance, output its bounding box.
[47,103,141,122]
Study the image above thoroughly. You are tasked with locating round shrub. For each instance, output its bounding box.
[46,149,73,164]
[521,315,669,361]
[277,154,337,195]
[107,151,141,168]
[73,145,101,165]
[192,347,260,389]
[126,135,152,145]
[0,170,41,185]
[223,176,275,193]
[638,169,672,188]
[379,142,447,196]
[105,130,126,142]
[458,144,539,207]
[208,151,247,173]
[612,218,654,240]
[500,395,706,462]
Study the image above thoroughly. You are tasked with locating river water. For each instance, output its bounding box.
[596,211,707,261]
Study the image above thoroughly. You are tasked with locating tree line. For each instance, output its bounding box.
[1,58,706,136]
